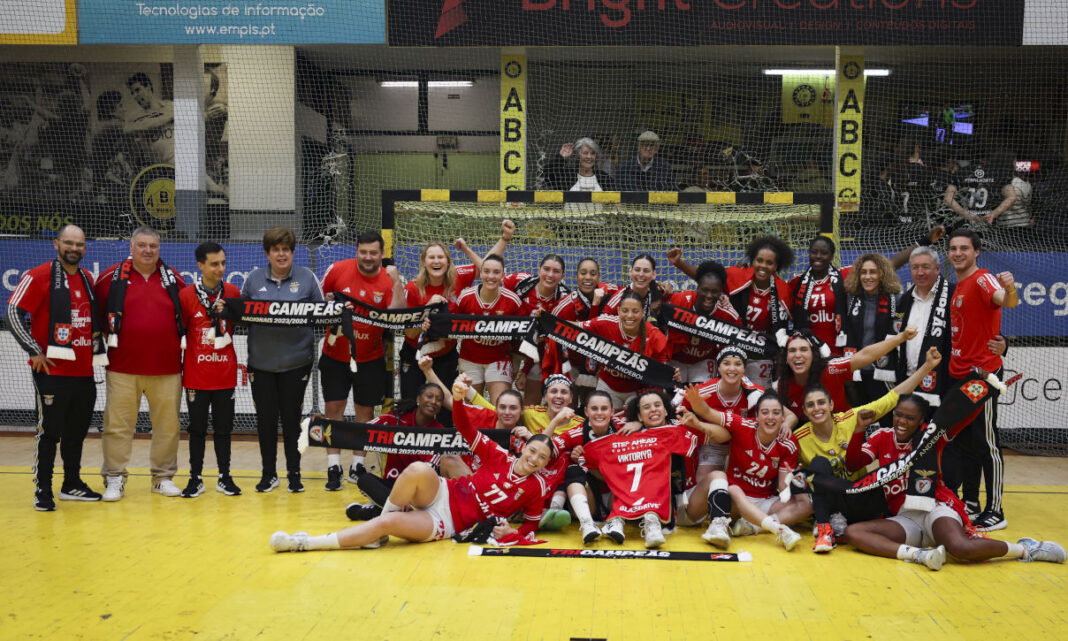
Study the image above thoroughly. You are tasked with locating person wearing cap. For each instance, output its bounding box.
[617,130,677,192]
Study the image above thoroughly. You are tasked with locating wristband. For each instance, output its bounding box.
[917,232,935,246]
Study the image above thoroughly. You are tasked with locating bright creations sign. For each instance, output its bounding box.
[79,0,385,44]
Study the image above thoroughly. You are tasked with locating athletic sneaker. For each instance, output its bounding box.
[913,545,946,571]
[701,516,731,549]
[346,502,383,521]
[973,510,1007,532]
[539,508,571,531]
[964,500,981,521]
[347,464,363,485]
[325,465,343,492]
[964,522,988,540]
[775,525,801,551]
[216,475,242,496]
[102,476,125,502]
[813,523,836,553]
[729,518,760,537]
[640,512,666,549]
[287,473,304,493]
[1018,537,1067,564]
[152,479,182,497]
[34,489,55,512]
[603,517,625,544]
[269,531,309,553]
[181,476,205,498]
[579,519,602,545]
[58,479,102,502]
[255,474,279,493]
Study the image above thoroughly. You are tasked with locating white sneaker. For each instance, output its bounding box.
[1018,538,1067,564]
[729,518,760,537]
[640,513,666,549]
[270,531,309,553]
[775,525,801,551]
[579,519,602,545]
[102,475,125,502]
[702,516,731,549]
[914,545,947,571]
[152,479,181,497]
[603,517,625,544]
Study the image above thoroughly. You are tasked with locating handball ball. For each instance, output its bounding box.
[68,63,86,77]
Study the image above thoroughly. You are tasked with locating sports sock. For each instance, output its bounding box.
[351,454,366,469]
[569,493,594,524]
[761,515,781,534]
[1002,541,1025,559]
[307,533,340,550]
[707,478,730,520]
[382,499,402,514]
[897,544,921,561]
[327,453,341,468]
[550,491,566,511]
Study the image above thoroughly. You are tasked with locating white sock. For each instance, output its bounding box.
[1002,541,1025,559]
[307,533,340,550]
[327,454,341,468]
[569,493,594,524]
[351,455,365,469]
[761,515,781,534]
[550,491,566,511]
[897,544,921,561]
[382,499,402,514]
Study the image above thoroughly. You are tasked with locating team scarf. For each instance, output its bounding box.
[105,258,184,349]
[534,312,677,390]
[728,274,791,347]
[791,266,848,348]
[299,415,511,455]
[511,274,571,302]
[551,288,610,379]
[660,302,776,358]
[846,375,995,495]
[844,291,898,382]
[190,282,231,351]
[46,259,108,366]
[425,313,535,343]
[895,276,952,407]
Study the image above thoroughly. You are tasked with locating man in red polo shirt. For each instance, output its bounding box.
[7,225,107,511]
[95,226,187,501]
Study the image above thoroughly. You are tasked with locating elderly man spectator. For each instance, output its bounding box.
[96,226,187,501]
[617,130,676,192]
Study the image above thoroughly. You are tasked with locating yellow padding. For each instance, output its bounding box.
[477,190,506,202]
[591,191,621,203]
[534,191,564,203]
[765,192,795,205]
[707,192,736,204]
[648,192,679,204]
[421,189,450,202]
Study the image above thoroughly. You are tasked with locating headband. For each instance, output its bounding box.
[543,374,573,395]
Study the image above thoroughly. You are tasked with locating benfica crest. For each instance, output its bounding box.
[960,380,988,403]
[913,468,935,494]
[53,324,72,345]
[310,424,326,444]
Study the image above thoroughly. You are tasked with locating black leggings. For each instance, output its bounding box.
[808,456,888,525]
[249,364,312,476]
[185,387,235,476]
[400,342,458,425]
[32,373,95,489]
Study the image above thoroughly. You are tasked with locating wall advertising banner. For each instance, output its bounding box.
[80,0,386,44]
[0,0,77,45]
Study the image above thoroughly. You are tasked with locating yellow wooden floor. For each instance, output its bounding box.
[3,459,1067,640]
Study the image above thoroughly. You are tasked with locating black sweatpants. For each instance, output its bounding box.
[185,387,236,476]
[32,373,96,490]
[943,372,1004,514]
[399,342,458,425]
[249,364,311,476]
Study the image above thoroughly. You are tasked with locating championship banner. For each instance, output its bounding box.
[221,297,442,330]
[661,303,775,358]
[469,546,752,562]
[426,313,535,341]
[332,293,444,331]
[299,416,511,455]
[537,312,677,390]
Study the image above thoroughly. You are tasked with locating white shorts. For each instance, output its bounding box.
[888,503,962,548]
[458,358,513,386]
[671,359,714,385]
[594,380,634,410]
[745,359,775,389]
[421,477,457,542]
[743,494,780,515]
[525,361,542,380]
[698,442,729,468]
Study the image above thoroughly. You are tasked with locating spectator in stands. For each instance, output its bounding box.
[544,137,615,192]
[96,226,187,501]
[942,152,1016,227]
[617,130,676,191]
[7,224,107,510]
[242,227,324,493]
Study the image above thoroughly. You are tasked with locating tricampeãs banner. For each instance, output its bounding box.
[304,416,512,455]
[389,0,1022,47]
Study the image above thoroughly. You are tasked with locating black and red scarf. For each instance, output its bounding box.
[190,282,231,351]
[105,258,184,349]
[791,266,848,348]
[47,259,108,366]
[844,291,899,382]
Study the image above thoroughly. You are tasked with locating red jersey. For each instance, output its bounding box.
[96,264,186,376]
[504,272,566,315]
[179,283,240,390]
[577,316,670,393]
[677,377,765,419]
[726,266,792,333]
[847,427,962,517]
[320,259,394,363]
[790,266,852,355]
[8,263,96,377]
[402,263,476,353]
[371,411,451,480]
[582,425,701,522]
[665,290,742,364]
[448,401,568,536]
[451,285,523,364]
[949,269,1003,378]
[781,355,853,418]
[722,411,799,498]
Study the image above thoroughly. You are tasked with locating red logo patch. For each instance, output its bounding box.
[960,380,988,403]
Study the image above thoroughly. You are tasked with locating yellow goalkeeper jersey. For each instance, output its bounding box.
[794,390,899,481]
[467,394,583,435]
